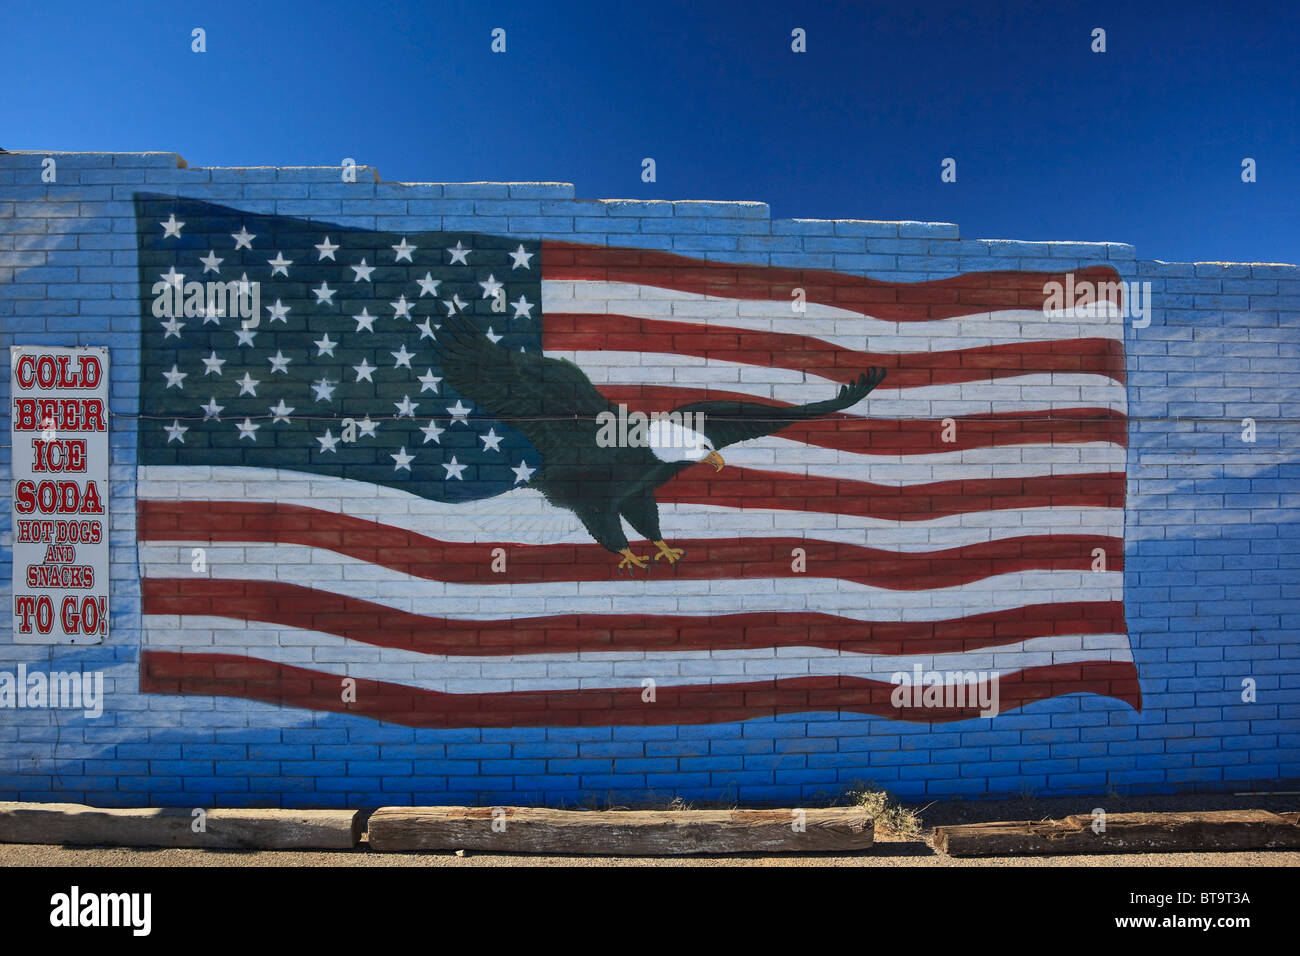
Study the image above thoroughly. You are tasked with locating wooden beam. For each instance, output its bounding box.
[367,806,873,855]
[0,802,363,849]
[933,810,1300,857]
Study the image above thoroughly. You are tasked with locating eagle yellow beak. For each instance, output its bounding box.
[703,450,725,472]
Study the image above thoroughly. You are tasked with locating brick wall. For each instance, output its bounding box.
[0,150,1296,807]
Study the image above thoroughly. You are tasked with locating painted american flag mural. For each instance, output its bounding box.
[133,194,1138,728]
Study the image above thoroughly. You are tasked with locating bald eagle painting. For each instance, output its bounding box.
[438,311,888,572]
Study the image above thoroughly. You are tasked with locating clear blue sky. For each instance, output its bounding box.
[3,0,1296,263]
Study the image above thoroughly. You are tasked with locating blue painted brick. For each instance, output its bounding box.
[898,221,958,239]
[4,154,1299,810]
[440,183,511,199]
[508,183,575,199]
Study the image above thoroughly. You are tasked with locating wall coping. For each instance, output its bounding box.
[2,150,1294,268]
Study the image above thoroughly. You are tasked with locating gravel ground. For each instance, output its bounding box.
[2,792,1296,867]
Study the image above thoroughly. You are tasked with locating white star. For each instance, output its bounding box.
[268,399,294,424]
[479,274,503,299]
[446,400,471,425]
[509,244,534,270]
[235,327,258,347]
[511,295,535,320]
[201,302,225,325]
[199,250,223,274]
[393,394,418,417]
[201,351,226,376]
[314,333,338,356]
[161,214,184,238]
[163,365,187,389]
[390,294,413,319]
[352,358,377,383]
[391,446,415,471]
[353,308,376,332]
[351,258,375,282]
[511,459,536,484]
[417,369,442,393]
[416,318,438,341]
[356,415,379,438]
[232,226,255,250]
[443,294,467,316]
[447,241,470,265]
[161,266,184,288]
[442,456,467,480]
[267,350,291,374]
[316,429,341,453]
[315,236,339,260]
[200,397,224,421]
[236,372,260,396]
[313,281,336,304]
[236,418,260,441]
[392,237,416,262]
[266,299,290,323]
[391,344,415,368]
[485,326,503,344]
[160,317,184,339]
[480,428,504,452]
[164,419,188,443]
[419,420,445,444]
[267,252,293,276]
[416,272,441,297]
[311,378,337,402]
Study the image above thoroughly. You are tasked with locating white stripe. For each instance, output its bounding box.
[142,418,1127,487]
[702,434,1124,481]
[142,615,1133,693]
[542,279,1126,342]
[137,465,1124,551]
[548,351,1128,416]
[138,542,1124,621]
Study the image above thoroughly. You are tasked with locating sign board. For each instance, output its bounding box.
[10,346,110,644]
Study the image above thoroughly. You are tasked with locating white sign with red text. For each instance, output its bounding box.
[10,346,110,644]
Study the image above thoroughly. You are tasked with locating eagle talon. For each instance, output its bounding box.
[617,548,650,573]
[652,540,686,564]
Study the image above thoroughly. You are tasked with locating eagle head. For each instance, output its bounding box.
[646,418,724,471]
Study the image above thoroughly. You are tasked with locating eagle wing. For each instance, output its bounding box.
[436,310,615,458]
[675,368,887,449]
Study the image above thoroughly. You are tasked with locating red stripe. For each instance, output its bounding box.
[596,386,1129,453]
[542,240,1124,321]
[137,500,1123,584]
[139,652,1142,725]
[658,468,1125,520]
[141,579,1127,657]
[545,314,1126,387]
